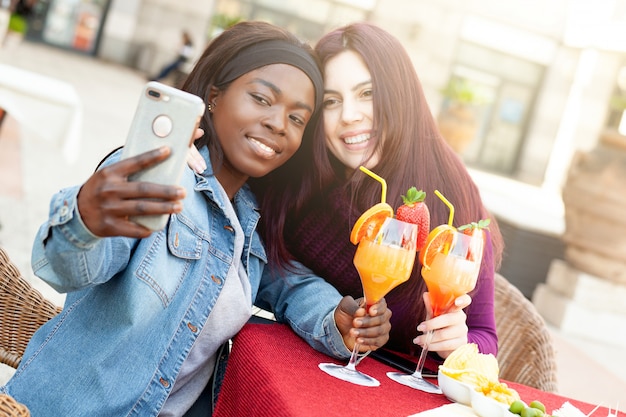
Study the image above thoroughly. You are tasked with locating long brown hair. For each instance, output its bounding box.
[258,22,503,270]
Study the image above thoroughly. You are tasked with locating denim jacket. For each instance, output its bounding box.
[1,147,348,416]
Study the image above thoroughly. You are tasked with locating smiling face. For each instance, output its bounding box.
[210,63,315,195]
[322,50,379,175]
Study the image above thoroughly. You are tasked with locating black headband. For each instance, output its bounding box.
[217,39,323,112]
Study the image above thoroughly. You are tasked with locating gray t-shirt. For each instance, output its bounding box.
[159,186,252,416]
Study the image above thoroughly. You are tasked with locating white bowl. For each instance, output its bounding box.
[470,390,517,417]
[437,370,474,405]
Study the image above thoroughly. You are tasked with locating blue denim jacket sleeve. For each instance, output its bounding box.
[31,185,137,293]
[31,150,138,293]
[256,261,351,359]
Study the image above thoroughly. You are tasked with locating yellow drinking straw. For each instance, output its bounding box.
[359,166,387,203]
[434,190,455,254]
[434,190,454,226]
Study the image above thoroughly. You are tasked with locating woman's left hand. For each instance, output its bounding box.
[413,293,471,359]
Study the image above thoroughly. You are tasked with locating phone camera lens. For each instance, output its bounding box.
[148,89,161,98]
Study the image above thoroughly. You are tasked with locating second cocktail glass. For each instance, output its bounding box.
[318,217,418,387]
[386,226,485,393]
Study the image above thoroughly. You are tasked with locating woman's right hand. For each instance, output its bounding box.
[77,146,186,238]
[413,292,471,359]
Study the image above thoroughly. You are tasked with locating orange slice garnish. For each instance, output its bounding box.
[419,224,457,268]
[349,203,394,245]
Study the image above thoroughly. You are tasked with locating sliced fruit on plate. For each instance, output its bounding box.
[349,202,394,245]
[418,224,457,268]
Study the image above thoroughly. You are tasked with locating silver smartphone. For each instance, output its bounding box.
[120,81,205,230]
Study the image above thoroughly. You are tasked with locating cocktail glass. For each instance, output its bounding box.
[319,217,418,387]
[387,229,484,393]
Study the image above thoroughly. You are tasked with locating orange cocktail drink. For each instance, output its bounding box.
[319,168,419,388]
[420,228,484,317]
[385,188,489,393]
[421,250,479,317]
[353,235,416,309]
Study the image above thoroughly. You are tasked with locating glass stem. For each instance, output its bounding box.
[345,297,368,371]
[345,342,361,371]
[412,329,434,378]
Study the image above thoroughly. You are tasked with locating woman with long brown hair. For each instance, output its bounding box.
[251,22,503,361]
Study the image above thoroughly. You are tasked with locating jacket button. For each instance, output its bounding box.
[211,275,222,285]
[187,322,198,333]
[223,225,234,233]
[160,378,170,388]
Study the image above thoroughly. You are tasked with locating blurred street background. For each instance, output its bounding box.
[1,0,626,410]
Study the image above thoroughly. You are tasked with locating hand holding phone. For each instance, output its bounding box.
[78,146,186,238]
[120,82,205,230]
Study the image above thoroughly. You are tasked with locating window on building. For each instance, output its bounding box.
[213,0,370,43]
[442,41,544,176]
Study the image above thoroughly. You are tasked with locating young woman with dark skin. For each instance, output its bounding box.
[1,22,390,417]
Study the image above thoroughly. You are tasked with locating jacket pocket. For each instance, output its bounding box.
[134,216,203,307]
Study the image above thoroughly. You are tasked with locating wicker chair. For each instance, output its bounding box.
[0,394,30,416]
[0,247,61,369]
[494,273,558,392]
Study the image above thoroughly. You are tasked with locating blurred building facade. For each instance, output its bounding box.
[209,0,626,196]
[19,0,626,295]
[23,0,626,199]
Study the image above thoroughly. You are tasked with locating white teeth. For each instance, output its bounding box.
[250,137,276,154]
[343,133,370,144]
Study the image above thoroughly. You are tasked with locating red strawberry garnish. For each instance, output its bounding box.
[396,187,430,252]
[457,219,490,261]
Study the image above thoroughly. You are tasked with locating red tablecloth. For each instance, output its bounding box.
[214,322,624,417]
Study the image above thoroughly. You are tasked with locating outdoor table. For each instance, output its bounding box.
[0,63,82,163]
[214,322,624,417]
